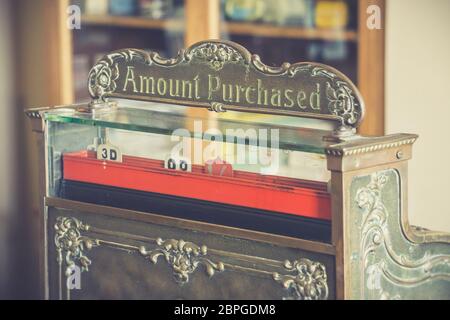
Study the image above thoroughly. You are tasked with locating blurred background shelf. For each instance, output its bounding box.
[223,22,358,42]
[82,15,184,31]
[81,15,358,42]
[16,0,384,135]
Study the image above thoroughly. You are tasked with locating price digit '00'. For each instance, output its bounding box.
[164,156,192,172]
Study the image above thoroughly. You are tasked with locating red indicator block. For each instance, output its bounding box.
[204,157,233,177]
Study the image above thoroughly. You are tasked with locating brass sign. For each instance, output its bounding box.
[88,40,365,130]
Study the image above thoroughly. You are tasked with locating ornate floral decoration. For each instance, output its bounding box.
[248,62,363,128]
[355,172,450,299]
[139,238,225,284]
[273,258,328,300]
[54,217,99,275]
[52,216,332,299]
[189,42,246,71]
[87,41,364,131]
[326,81,359,126]
[88,49,149,99]
[209,102,226,113]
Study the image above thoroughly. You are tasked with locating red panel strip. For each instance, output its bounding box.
[62,151,331,220]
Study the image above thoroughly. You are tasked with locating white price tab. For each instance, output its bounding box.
[96,143,122,162]
[164,155,192,172]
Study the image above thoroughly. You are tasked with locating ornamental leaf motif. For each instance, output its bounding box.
[310,66,362,127]
[326,81,359,125]
[88,61,120,99]
[88,49,149,100]
[139,238,224,284]
[190,43,245,71]
[54,217,99,274]
[273,258,328,300]
[355,172,450,299]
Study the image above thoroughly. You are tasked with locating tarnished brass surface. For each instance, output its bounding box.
[45,197,336,255]
[46,206,335,300]
[87,40,364,132]
[24,40,450,300]
[326,134,418,172]
[348,170,450,299]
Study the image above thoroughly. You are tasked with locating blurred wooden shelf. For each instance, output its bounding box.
[81,15,184,31]
[223,22,358,42]
[81,16,357,42]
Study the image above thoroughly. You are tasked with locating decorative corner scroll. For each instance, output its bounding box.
[187,42,247,71]
[88,40,365,131]
[353,171,450,299]
[273,258,329,300]
[54,217,99,275]
[209,102,226,113]
[139,238,225,284]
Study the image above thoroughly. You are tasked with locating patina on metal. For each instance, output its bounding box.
[50,212,330,300]
[88,40,365,134]
[24,40,450,300]
[326,135,450,299]
[351,170,450,299]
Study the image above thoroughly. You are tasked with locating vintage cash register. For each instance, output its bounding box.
[26,40,450,300]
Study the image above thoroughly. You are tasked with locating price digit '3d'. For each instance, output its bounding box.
[96,143,123,162]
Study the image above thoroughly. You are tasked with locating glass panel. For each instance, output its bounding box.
[47,122,330,200]
[72,0,186,102]
[44,100,334,154]
[46,103,331,225]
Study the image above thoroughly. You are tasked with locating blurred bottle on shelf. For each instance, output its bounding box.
[315,0,349,29]
[223,0,266,22]
[84,0,108,15]
[263,0,315,27]
[71,0,86,14]
[223,0,315,27]
[139,0,174,19]
[308,41,348,62]
[109,0,138,16]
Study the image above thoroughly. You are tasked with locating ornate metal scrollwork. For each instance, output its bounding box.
[139,238,225,284]
[209,102,226,113]
[273,258,329,300]
[87,40,365,132]
[88,49,149,99]
[355,172,450,299]
[54,217,99,275]
[188,42,246,71]
[52,216,333,298]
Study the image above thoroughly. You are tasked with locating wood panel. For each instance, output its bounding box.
[14,0,73,299]
[185,0,220,46]
[184,0,221,129]
[46,0,74,105]
[358,0,386,136]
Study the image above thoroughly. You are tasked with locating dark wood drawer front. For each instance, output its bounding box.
[47,206,335,300]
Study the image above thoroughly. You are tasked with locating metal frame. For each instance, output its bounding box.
[26,40,450,300]
[87,40,365,135]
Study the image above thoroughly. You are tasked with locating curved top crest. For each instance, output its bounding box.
[88,40,365,130]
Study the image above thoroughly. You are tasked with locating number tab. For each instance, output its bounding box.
[96,143,123,162]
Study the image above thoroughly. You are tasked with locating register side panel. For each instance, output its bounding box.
[46,206,335,300]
